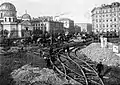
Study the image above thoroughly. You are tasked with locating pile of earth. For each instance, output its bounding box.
[79,43,120,85]
[81,43,120,66]
[0,51,46,85]
[11,64,79,85]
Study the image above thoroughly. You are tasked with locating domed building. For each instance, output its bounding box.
[0,2,32,38]
[0,2,64,39]
[21,13,31,21]
[18,12,32,37]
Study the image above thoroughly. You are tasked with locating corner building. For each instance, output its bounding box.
[91,2,120,33]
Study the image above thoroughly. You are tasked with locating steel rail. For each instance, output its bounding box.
[60,53,89,85]
[57,54,88,84]
[49,55,83,85]
[70,47,104,85]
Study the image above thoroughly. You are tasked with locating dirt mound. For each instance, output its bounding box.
[81,43,120,66]
[11,64,68,85]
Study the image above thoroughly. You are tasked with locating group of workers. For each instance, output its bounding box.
[40,45,70,69]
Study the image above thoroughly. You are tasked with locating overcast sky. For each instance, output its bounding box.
[0,0,119,23]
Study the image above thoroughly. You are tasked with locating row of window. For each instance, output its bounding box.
[4,18,15,22]
[95,13,120,18]
[94,18,117,22]
[95,8,120,14]
[33,27,41,30]
[32,23,44,27]
[96,24,117,28]
[95,29,114,32]
[1,13,16,18]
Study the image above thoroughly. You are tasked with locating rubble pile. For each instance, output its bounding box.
[11,64,69,85]
[81,43,120,66]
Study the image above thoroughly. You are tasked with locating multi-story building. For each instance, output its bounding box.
[75,23,92,33]
[31,18,64,35]
[59,18,75,34]
[91,2,120,33]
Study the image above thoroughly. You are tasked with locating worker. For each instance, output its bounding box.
[51,55,56,64]
[39,50,43,57]
[49,47,53,56]
[66,46,69,52]
[96,61,104,78]
[46,57,51,68]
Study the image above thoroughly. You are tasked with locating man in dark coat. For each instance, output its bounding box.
[49,47,53,56]
[96,61,104,78]
[66,46,69,52]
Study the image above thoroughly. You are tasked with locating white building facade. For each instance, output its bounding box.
[91,2,120,33]
[59,18,75,34]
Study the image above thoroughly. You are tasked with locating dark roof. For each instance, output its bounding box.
[91,2,120,12]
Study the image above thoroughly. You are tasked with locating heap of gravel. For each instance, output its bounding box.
[11,64,80,85]
[81,43,120,66]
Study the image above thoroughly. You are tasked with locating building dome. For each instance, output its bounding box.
[0,2,16,11]
[21,13,31,20]
[0,2,16,17]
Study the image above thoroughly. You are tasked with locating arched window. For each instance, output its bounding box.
[1,13,3,18]
[13,18,16,22]
[107,24,108,27]
[9,18,11,22]
[26,27,28,30]
[13,18,14,22]
[5,18,7,22]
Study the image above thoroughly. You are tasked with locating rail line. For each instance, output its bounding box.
[25,39,104,85]
[50,54,83,85]
[50,43,104,85]
[69,46,104,85]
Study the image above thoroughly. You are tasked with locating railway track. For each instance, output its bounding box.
[69,47,104,85]
[49,44,104,85]
[26,39,104,85]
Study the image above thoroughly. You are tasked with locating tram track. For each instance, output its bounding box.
[59,53,88,85]
[68,46,104,85]
[49,54,83,85]
[50,41,104,85]
[26,39,104,85]
[46,45,88,85]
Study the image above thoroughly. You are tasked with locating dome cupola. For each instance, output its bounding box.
[0,2,16,11]
[0,2,17,18]
[21,11,31,21]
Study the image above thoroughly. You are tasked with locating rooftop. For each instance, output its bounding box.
[91,2,120,12]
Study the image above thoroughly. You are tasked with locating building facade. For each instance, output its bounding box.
[59,18,75,34]
[75,23,92,33]
[0,2,32,38]
[0,2,64,38]
[91,2,120,33]
[32,18,64,35]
